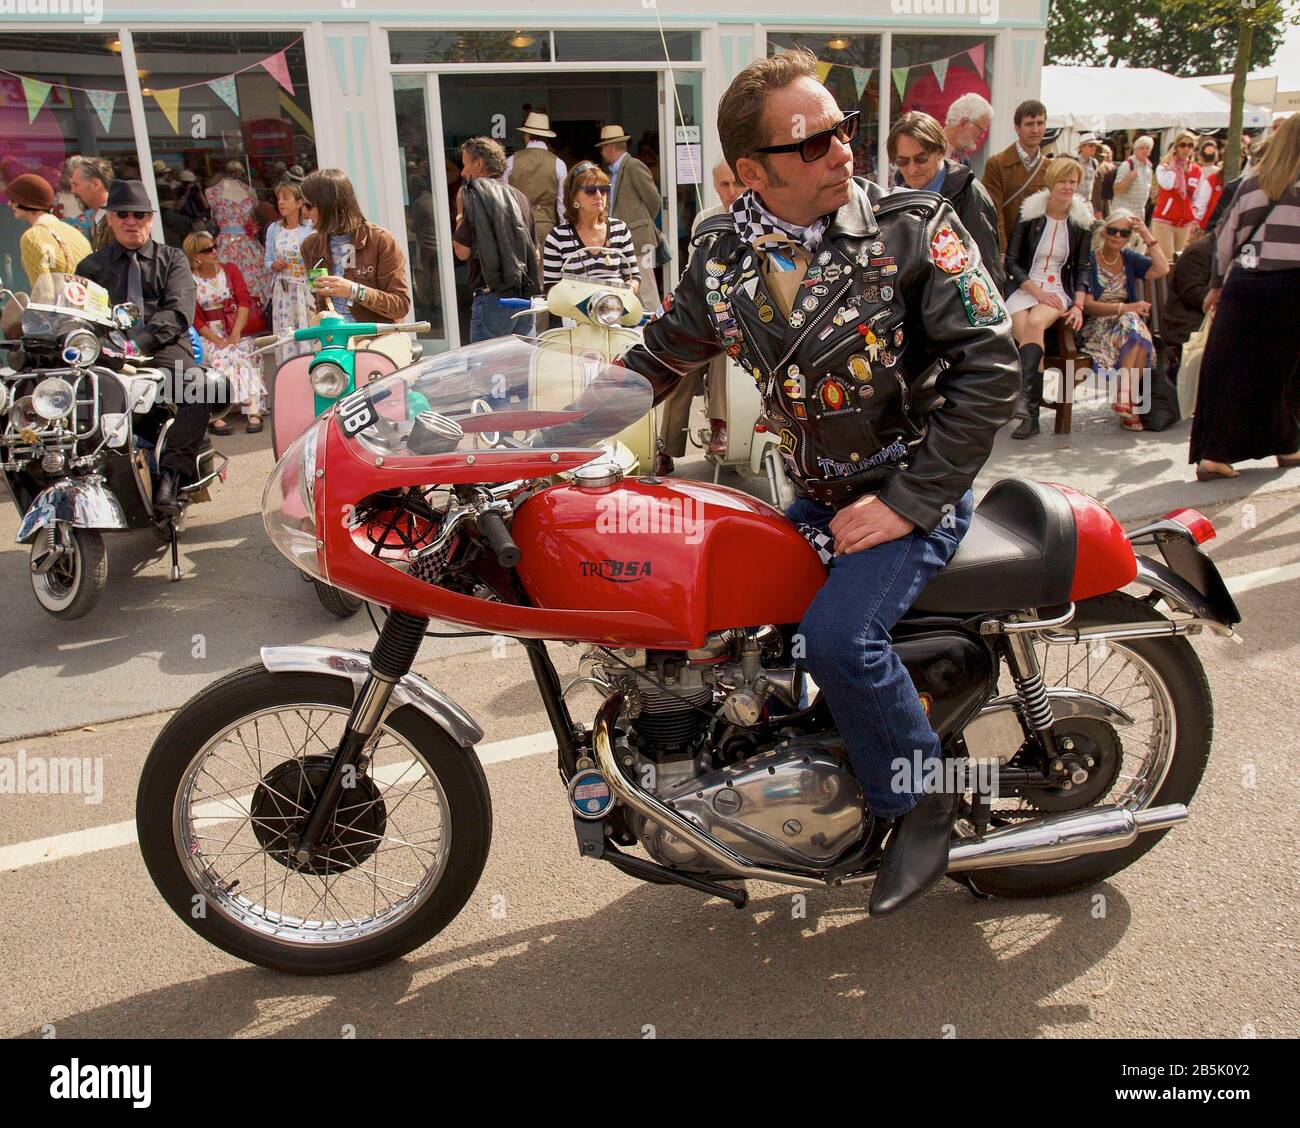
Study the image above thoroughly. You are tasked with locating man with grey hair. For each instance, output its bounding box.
[453,136,540,341]
[944,92,993,168]
[68,156,114,250]
[1111,135,1154,218]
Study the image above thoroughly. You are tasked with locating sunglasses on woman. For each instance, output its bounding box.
[1104,225,1133,237]
[579,185,611,197]
[1176,141,1194,149]
[195,245,216,254]
[752,110,860,163]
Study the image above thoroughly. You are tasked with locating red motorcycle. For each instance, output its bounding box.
[136,338,1240,975]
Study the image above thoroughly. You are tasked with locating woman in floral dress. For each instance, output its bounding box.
[1078,208,1169,431]
[262,177,316,366]
[184,233,269,434]
[205,161,272,307]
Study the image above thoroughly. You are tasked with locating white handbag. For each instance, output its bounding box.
[1178,309,1213,418]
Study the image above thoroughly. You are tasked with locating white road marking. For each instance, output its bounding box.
[0,557,1294,877]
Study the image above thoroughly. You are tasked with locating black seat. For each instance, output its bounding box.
[911,479,1077,614]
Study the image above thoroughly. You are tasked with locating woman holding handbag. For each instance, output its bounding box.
[1191,114,1300,480]
[184,232,269,434]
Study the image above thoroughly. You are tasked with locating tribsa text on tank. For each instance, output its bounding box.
[135,335,1239,975]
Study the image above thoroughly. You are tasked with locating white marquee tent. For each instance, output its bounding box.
[1043,66,1273,149]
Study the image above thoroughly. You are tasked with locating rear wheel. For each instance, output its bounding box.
[30,526,107,619]
[965,591,1212,898]
[136,666,492,974]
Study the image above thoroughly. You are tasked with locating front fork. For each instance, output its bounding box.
[289,610,429,864]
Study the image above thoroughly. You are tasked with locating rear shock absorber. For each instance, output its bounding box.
[1003,632,1061,759]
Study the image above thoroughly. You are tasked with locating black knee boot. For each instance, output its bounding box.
[1012,343,1044,440]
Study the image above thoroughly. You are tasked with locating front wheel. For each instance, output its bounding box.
[965,591,1213,898]
[29,525,107,619]
[136,665,493,974]
[313,579,363,618]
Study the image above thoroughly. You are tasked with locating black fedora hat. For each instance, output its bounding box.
[105,179,157,212]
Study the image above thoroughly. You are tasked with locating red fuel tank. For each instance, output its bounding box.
[512,476,828,649]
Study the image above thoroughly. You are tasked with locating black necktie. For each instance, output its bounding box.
[126,250,144,311]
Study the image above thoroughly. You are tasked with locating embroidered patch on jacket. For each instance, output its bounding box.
[930,224,970,274]
[954,270,1006,326]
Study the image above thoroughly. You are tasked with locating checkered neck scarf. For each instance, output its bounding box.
[730,190,829,255]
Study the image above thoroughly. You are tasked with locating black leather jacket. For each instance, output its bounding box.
[1003,192,1094,299]
[936,160,1006,295]
[619,179,1019,531]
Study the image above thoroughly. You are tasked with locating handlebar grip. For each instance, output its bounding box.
[478,510,521,569]
[498,297,532,310]
[254,333,278,347]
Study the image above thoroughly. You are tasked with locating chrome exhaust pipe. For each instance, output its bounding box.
[944,803,1189,873]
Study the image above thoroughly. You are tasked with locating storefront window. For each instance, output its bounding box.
[553,31,698,62]
[0,32,133,288]
[392,75,448,351]
[389,31,551,65]
[767,33,882,183]
[130,31,317,262]
[889,35,995,176]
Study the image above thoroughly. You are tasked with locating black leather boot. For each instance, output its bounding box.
[869,786,960,917]
[153,470,181,517]
[1011,343,1044,440]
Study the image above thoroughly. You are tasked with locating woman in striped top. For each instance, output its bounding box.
[1190,113,1300,481]
[542,161,638,293]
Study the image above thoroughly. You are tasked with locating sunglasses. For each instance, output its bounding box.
[579,185,611,197]
[1104,225,1133,237]
[1176,142,1194,149]
[894,151,938,169]
[752,110,860,163]
[114,210,151,220]
[195,245,216,254]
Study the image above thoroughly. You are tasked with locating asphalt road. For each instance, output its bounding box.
[0,399,1297,1037]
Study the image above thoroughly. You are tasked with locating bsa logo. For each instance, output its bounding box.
[581,559,653,583]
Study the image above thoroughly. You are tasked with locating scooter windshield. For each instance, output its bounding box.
[339,335,653,460]
[23,273,115,332]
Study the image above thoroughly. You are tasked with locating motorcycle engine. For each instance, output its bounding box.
[579,629,869,872]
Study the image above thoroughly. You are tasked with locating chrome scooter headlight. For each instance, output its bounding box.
[590,291,627,327]
[310,361,349,400]
[61,328,101,367]
[32,377,76,421]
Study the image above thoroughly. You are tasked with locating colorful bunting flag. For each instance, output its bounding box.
[967,43,986,77]
[932,58,950,91]
[152,88,181,134]
[814,60,833,85]
[892,68,909,100]
[852,67,872,101]
[21,77,51,123]
[262,50,295,95]
[208,76,239,116]
[84,89,117,133]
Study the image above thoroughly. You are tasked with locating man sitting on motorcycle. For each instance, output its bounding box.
[619,50,1020,915]
[76,180,214,515]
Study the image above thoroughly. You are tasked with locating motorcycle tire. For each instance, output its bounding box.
[136,665,493,975]
[313,580,363,618]
[962,591,1212,899]
[30,527,107,620]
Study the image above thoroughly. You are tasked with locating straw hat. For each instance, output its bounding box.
[518,112,556,139]
[598,124,631,146]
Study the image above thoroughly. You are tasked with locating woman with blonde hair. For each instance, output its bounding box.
[1191,113,1300,479]
[1002,156,1094,438]
[1079,207,1169,430]
[1152,130,1201,255]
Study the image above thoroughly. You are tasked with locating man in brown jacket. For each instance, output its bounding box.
[979,99,1048,252]
[599,123,662,310]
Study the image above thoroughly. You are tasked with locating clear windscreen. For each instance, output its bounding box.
[24,273,114,328]
[336,335,652,460]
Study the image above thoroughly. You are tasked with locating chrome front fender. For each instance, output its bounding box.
[259,645,484,749]
[15,477,128,543]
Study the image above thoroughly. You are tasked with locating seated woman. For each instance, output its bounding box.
[1079,207,1169,431]
[1003,156,1094,439]
[542,161,638,294]
[184,232,268,434]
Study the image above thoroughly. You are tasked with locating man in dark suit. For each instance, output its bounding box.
[69,156,114,251]
[76,180,213,514]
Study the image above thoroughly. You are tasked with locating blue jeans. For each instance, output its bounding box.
[787,491,974,818]
[469,292,533,342]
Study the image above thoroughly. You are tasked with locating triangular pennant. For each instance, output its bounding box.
[152,87,181,134]
[262,49,295,95]
[892,67,910,100]
[740,276,759,301]
[21,77,51,124]
[967,43,986,76]
[84,89,117,133]
[932,58,950,91]
[814,60,833,85]
[852,66,872,101]
[208,76,239,117]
